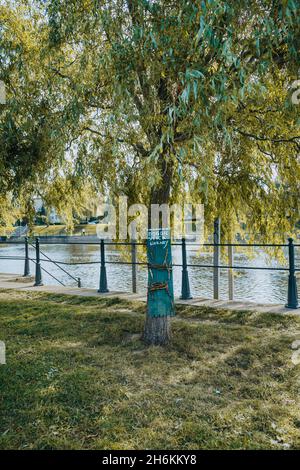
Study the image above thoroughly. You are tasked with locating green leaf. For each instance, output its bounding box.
[193,80,198,99]
[256,38,260,56]
[180,83,191,104]
[188,69,205,79]
[149,32,157,49]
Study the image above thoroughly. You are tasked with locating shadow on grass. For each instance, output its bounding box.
[0,290,300,450]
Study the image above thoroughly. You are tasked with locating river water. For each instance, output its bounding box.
[0,242,299,305]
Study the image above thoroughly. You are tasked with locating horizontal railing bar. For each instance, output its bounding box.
[185,242,289,247]
[0,241,25,245]
[99,241,146,246]
[185,264,291,271]
[106,262,294,271]
[39,241,146,246]
[105,261,291,271]
[48,261,101,265]
[0,255,294,271]
[1,239,299,248]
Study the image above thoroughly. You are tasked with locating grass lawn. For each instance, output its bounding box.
[0,224,98,237]
[0,289,299,450]
[32,224,97,237]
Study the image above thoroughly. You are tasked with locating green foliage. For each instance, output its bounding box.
[0,1,299,241]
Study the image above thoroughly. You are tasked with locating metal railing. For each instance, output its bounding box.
[0,236,299,309]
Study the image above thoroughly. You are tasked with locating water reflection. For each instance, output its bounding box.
[0,243,299,305]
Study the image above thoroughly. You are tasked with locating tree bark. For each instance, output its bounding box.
[142,152,173,346]
[143,314,171,346]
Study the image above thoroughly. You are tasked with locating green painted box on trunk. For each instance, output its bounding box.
[147,228,175,317]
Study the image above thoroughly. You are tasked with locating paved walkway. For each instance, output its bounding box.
[0,273,299,315]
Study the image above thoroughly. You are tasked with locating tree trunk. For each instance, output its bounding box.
[143,314,171,346]
[142,153,173,346]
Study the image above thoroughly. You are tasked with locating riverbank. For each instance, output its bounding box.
[0,224,97,238]
[0,289,300,449]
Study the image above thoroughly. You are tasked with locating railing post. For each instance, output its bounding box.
[213,217,221,299]
[34,237,43,286]
[131,241,137,293]
[98,239,109,293]
[228,244,234,300]
[180,237,192,299]
[78,277,81,288]
[286,238,299,309]
[23,236,30,277]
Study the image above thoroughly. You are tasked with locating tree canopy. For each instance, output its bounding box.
[0,0,299,238]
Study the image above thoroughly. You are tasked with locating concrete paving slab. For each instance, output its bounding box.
[0,273,299,315]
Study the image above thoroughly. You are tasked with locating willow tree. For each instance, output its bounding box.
[1,1,300,344]
[43,0,299,344]
[0,2,97,228]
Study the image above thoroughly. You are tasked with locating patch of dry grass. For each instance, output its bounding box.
[31,224,97,237]
[0,289,299,450]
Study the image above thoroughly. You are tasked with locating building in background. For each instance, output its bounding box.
[33,197,62,225]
